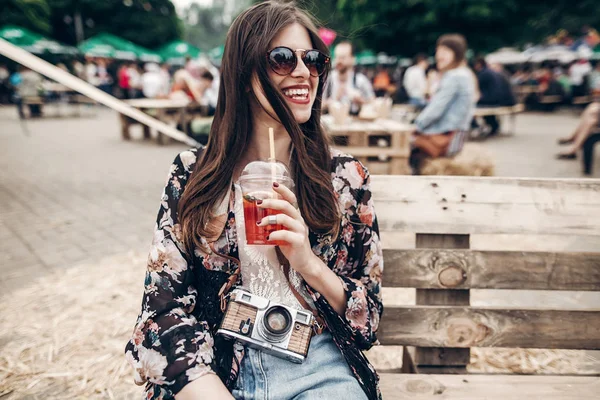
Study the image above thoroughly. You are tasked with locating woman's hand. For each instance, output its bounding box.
[256,182,320,277]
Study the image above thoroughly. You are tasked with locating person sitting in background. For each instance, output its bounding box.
[127,63,142,99]
[141,63,163,99]
[323,41,374,115]
[15,66,43,118]
[117,64,130,99]
[373,65,391,97]
[569,58,592,97]
[197,69,217,115]
[159,63,171,97]
[403,53,429,107]
[473,57,515,136]
[556,101,600,159]
[411,34,475,174]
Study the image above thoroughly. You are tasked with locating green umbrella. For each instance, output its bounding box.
[81,33,161,62]
[157,40,202,65]
[355,50,377,66]
[96,33,162,63]
[0,25,78,55]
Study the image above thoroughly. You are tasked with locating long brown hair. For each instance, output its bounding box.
[179,1,341,254]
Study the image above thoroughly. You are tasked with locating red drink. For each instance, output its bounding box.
[238,160,294,246]
[243,193,287,245]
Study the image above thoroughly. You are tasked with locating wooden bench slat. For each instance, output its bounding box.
[383,249,600,291]
[379,306,600,349]
[379,373,600,399]
[333,146,410,158]
[371,176,600,236]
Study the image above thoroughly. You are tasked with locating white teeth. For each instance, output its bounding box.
[283,88,309,97]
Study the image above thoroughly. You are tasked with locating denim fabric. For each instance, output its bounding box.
[232,331,368,400]
[414,67,475,135]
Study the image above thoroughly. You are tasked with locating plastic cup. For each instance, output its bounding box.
[238,160,294,246]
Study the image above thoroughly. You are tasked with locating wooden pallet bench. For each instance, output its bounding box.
[371,175,600,399]
[471,104,525,137]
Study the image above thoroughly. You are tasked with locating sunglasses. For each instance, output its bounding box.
[266,46,330,77]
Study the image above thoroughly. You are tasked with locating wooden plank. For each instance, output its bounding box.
[379,373,600,399]
[332,146,410,158]
[414,234,470,372]
[370,176,600,236]
[383,249,600,291]
[379,306,600,349]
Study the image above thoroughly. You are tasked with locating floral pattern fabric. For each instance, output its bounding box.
[125,147,384,400]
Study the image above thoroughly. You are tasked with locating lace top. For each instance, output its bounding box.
[232,183,315,311]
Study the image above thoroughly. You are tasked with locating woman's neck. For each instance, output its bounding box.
[234,118,293,180]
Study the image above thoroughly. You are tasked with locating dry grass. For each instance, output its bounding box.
[0,252,596,399]
[421,143,495,176]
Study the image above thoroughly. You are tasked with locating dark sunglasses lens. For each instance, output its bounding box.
[268,47,296,75]
[304,51,328,77]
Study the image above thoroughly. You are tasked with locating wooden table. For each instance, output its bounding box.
[322,115,414,174]
[121,98,191,144]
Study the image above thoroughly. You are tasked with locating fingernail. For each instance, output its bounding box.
[257,199,263,205]
[272,182,279,188]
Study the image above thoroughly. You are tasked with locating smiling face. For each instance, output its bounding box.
[251,22,320,124]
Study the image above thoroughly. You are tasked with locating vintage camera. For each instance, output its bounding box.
[217,289,315,363]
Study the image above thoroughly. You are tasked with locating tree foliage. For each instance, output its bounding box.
[295,0,600,56]
[46,0,182,48]
[1,0,52,35]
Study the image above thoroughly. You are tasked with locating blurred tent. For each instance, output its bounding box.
[0,25,77,55]
[79,35,135,60]
[78,33,161,62]
[486,48,527,65]
[157,40,201,65]
[523,45,577,64]
[377,52,397,65]
[355,50,377,65]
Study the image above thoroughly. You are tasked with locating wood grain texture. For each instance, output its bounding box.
[379,373,600,399]
[370,176,600,236]
[383,249,600,290]
[379,306,600,349]
[414,234,471,370]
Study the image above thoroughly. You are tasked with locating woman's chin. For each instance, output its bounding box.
[291,108,312,124]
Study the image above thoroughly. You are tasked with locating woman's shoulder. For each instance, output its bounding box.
[330,148,370,190]
[445,67,472,81]
[172,146,204,172]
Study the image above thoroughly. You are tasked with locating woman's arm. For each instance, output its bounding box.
[125,151,225,397]
[308,160,384,350]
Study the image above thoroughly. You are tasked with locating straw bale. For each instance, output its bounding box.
[421,143,495,176]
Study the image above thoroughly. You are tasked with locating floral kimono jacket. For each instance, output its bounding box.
[125,146,384,400]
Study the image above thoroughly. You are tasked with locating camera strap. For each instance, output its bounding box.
[275,247,325,336]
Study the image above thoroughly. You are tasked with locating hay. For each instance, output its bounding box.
[421,143,495,176]
[0,252,147,399]
[470,348,597,375]
[1,251,596,399]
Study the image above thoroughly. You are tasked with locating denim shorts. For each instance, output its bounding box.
[232,331,368,400]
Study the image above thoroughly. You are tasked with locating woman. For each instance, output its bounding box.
[556,101,600,159]
[410,34,475,173]
[124,2,383,400]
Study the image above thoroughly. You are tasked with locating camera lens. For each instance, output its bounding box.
[263,306,292,336]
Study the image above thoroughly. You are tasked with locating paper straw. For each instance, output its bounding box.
[268,127,277,181]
